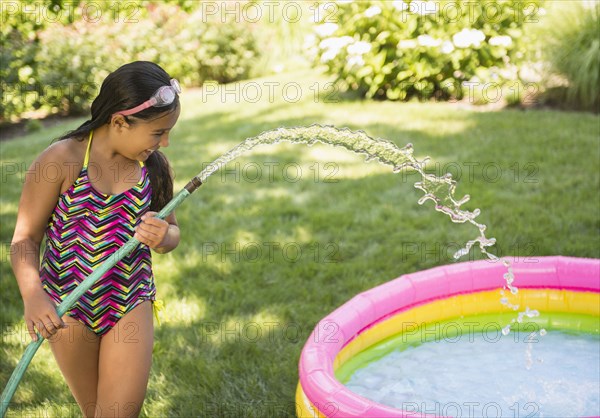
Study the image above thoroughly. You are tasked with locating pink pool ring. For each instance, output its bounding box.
[296,256,600,417]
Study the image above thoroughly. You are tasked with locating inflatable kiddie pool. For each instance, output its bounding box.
[296,256,600,417]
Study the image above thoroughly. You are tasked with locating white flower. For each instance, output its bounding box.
[347,41,371,55]
[346,40,370,68]
[452,28,485,48]
[409,0,438,15]
[489,35,512,47]
[397,39,417,49]
[319,36,354,50]
[320,49,339,63]
[346,55,365,67]
[393,0,408,11]
[314,23,339,38]
[417,35,442,47]
[319,36,354,62]
[441,40,455,54]
[364,5,382,17]
[71,56,81,68]
[303,34,317,49]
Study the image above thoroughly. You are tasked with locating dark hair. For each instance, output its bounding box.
[54,61,178,212]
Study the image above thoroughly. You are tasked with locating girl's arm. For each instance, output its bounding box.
[11,143,71,340]
[135,211,180,254]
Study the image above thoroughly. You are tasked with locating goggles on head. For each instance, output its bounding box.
[113,79,181,117]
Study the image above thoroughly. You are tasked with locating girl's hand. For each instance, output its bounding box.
[24,288,66,341]
[134,211,170,249]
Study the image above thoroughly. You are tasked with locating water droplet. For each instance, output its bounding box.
[487,253,499,262]
[453,248,469,259]
[540,329,547,336]
[502,325,511,335]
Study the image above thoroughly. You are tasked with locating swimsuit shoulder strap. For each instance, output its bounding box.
[83,130,93,169]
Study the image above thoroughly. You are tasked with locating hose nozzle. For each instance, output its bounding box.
[184,177,202,193]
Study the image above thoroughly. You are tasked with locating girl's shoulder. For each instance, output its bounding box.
[42,135,87,165]
[35,135,88,192]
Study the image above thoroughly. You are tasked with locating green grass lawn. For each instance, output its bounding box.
[1,69,599,417]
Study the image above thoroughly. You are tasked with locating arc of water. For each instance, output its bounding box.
[201,124,498,259]
[1,124,497,416]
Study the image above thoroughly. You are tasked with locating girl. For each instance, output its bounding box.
[10,61,181,417]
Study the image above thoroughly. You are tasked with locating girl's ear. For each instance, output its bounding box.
[110,114,131,131]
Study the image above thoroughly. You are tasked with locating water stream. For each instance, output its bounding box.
[199,124,496,258]
[199,124,534,333]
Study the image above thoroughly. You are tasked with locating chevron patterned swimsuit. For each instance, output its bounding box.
[40,130,156,336]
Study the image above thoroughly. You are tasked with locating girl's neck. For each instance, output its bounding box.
[91,125,133,164]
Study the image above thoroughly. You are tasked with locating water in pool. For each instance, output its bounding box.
[344,331,600,417]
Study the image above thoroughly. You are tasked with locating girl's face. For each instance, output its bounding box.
[117,106,181,161]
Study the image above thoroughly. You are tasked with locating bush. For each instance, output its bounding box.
[0,0,57,120]
[0,29,39,120]
[25,118,43,133]
[195,18,259,84]
[537,2,599,112]
[35,21,122,115]
[1,1,262,122]
[311,0,541,102]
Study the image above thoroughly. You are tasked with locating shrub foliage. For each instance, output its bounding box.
[311,0,542,101]
[1,0,261,121]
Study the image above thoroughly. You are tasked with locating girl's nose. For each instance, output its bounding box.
[160,136,169,148]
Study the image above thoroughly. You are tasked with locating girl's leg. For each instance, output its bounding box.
[47,315,101,417]
[95,301,154,418]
